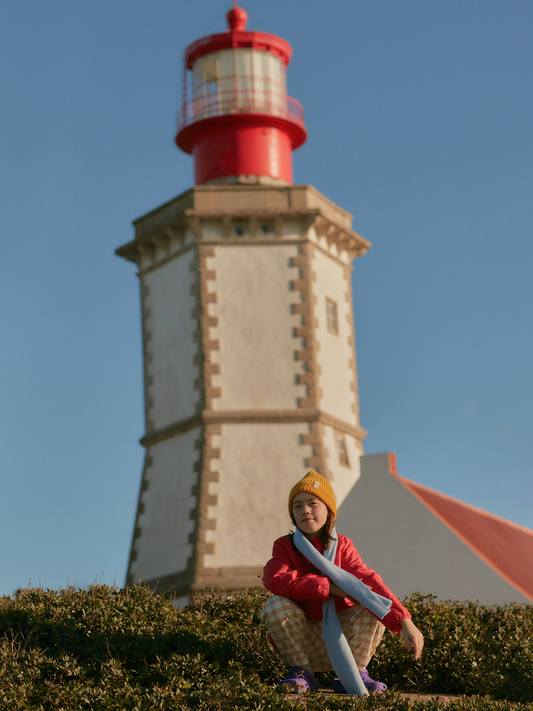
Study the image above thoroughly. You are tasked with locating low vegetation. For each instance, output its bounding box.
[0,585,531,709]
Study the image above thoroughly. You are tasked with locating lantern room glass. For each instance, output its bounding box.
[191,48,287,120]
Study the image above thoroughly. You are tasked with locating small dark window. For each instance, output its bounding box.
[233,221,248,237]
[335,433,349,467]
[326,298,338,334]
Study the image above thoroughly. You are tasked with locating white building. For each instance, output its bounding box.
[337,453,533,604]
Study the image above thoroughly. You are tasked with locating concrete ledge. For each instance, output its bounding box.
[286,689,459,705]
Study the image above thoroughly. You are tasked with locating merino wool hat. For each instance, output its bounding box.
[288,470,337,518]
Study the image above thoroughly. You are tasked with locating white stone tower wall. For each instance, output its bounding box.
[128,244,202,587]
[308,244,365,506]
[207,242,307,410]
[203,422,314,569]
[311,248,360,426]
[196,235,326,572]
[128,430,199,583]
[141,250,199,431]
[322,426,363,507]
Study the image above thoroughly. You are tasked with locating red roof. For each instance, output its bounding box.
[183,6,293,69]
[388,453,533,603]
[184,30,292,69]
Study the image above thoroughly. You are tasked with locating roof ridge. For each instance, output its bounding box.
[397,474,533,537]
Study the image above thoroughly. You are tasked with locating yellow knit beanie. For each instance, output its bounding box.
[288,470,337,518]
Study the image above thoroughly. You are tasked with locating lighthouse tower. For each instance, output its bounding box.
[117,6,371,600]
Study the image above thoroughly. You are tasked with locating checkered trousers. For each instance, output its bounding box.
[260,595,385,672]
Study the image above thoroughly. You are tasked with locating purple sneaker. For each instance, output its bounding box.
[277,667,319,693]
[332,668,387,694]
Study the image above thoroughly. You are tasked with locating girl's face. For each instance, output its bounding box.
[292,492,329,540]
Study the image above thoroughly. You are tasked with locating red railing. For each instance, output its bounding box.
[177,88,305,131]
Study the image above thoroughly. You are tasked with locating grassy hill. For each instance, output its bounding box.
[0,585,532,710]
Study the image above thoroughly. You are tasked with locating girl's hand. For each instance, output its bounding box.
[329,582,356,603]
[329,582,347,597]
[401,619,424,660]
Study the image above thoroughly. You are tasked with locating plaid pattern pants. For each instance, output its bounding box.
[260,595,385,672]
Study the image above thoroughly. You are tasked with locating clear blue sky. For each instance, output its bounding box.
[1,0,532,597]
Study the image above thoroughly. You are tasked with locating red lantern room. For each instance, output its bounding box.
[175,4,307,186]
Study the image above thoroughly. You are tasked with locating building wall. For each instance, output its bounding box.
[322,424,363,507]
[207,241,306,411]
[336,453,530,604]
[312,248,359,427]
[203,422,314,569]
[129,428,200,582]
[141,249,199,432]
[308,241,364,506]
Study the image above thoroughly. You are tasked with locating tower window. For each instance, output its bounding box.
[335,433,350,467]
[326,298,338,334]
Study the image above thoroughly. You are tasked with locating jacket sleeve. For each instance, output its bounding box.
[339,536,412,634]
[263,538,331,602]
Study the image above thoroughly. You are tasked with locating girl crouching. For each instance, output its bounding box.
[260,470,424,696]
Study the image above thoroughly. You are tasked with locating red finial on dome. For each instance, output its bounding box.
[227,4,248,32]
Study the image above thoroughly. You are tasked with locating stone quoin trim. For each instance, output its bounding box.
[140,280,155,434]
[185,243,223,593]
[126,453,152,586]
[133,424,219,598]
[195,244,221,410]
[187,424,221,582]
[290,242,330,478]
[343,265,363,426]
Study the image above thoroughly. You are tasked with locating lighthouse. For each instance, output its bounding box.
[117,5,371,602]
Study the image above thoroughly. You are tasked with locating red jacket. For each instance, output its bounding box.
[263,534,411,634]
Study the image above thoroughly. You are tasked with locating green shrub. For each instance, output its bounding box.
[0,585,531,710]
[371,593,533,703]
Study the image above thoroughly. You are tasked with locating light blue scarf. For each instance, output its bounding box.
[293,526,392,697]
